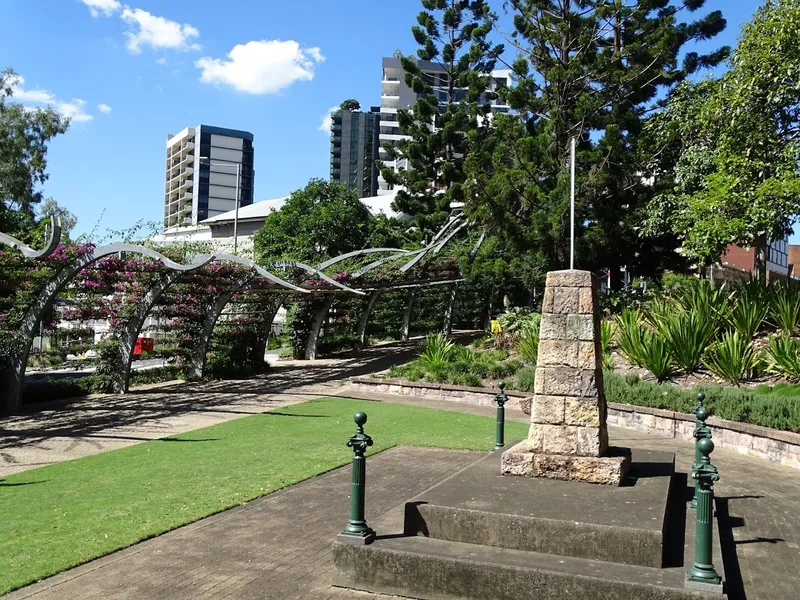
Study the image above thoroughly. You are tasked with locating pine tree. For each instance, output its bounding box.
[380,0,503,241]
[464,0,728,286]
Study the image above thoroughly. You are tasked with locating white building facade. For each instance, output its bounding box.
[164,124,254,229]
[377,56,511,195]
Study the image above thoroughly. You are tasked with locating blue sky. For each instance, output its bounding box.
[1,0,769,240]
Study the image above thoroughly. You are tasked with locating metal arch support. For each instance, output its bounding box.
[112,269,188,394]
[401,289,416,342]
[185,273,255,381]
[0,216,62,259]
[315,248,414,270]
[352,250,423,279]
[0,245,214,413]
[357,289,383,347]
[305,297,334,360]
[255,298,284,368]
[443,283,460,336]
[213,253,309,293]
[268,260,365,295]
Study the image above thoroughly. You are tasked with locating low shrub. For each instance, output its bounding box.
[512,365,536,392]
[604,371,800,433]
[129,366,181,387]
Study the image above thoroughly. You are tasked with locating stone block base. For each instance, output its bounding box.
[501,440,631,485]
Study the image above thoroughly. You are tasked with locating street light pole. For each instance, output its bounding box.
[233,162,241,255]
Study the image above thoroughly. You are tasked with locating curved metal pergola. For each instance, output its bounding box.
[0,212,472,412]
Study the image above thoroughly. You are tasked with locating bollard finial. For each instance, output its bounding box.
[498,381,506,391]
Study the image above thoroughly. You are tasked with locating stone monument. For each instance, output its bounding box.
[501,270,630,484]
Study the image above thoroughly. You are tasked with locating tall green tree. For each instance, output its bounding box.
[380,0,503,241]
[643,0,800,274]
[0,68,70,240]
[464,1,727,286]
[339,99,361,111]
[253,178,373,264]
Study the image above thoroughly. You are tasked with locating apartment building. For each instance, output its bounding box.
[377,56,511,195]
[163,124,254,229]
[330,108,380,198]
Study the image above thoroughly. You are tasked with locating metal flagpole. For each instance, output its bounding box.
[570,137,576,270]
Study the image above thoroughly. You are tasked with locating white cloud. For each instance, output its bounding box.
[195,40,325,94]
[319,105,339,132]
[155,57,168,65]
[121,8,200,54]
[97,103,112,113]
[9,75,93,122]
[80,0,121,18]
[59,99,93,122]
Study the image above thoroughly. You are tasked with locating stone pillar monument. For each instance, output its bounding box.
[501,270,630,485]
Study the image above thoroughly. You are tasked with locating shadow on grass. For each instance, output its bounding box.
[264,412,329,418]
[159,438,219,443]
[0,479,46,487]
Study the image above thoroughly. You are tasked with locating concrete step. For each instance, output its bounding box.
[333,527,723,600]
[403,447,677,567]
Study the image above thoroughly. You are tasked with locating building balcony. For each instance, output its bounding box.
[380,133,410,142]
[179,178,192,191]
[181,141,195,151]
[331,124,342,133]
[331,157,341,167]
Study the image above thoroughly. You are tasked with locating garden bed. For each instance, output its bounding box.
[351,375,800,470]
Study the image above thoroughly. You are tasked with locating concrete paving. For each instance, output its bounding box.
[1,339,798,599]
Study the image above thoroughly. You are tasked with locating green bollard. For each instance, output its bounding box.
[493,381,508,451]
[691,392,711,509]
[340,411,375,544]
[687,437,722,586]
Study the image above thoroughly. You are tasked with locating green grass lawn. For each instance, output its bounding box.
[0,397,528,594]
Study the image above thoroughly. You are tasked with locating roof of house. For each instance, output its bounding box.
[200,191,410,225]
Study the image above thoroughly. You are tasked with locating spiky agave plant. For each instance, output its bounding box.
[703,330,758,386]
[600,320,616,370]
[762,334,800,380]
[769,283,800,335]
[660,308,717,374]
[418,332,455,371]
[615,309,647,367]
